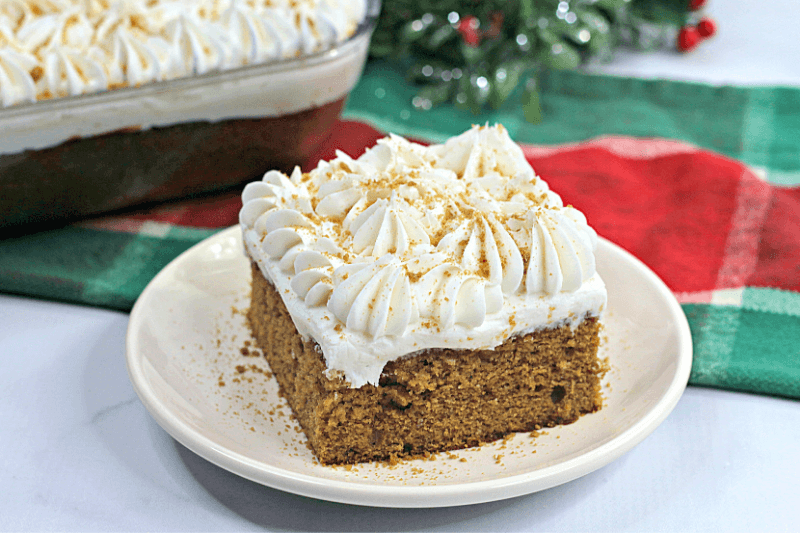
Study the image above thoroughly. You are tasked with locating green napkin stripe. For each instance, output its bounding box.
[728,307,800,398]
[0,227,135,285]
[0,270,87,308]
[766,169,800,187]
[683,303,741,388]
[684,302,800,399]
[3,220,798,398]
[165,225,222,241]
[743,89,777,175]
[345,63,800,186]
[743,286,800,317]
[0,225,223,310]
[79,226,221,309]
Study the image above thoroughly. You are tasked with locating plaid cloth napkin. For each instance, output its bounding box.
[1,67,798,399]
[351,63,800,186]
[2,119,798,398]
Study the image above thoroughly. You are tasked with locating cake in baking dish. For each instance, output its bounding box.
[0,0,367,106]
[240,124,607,464]
[0,0,372,229]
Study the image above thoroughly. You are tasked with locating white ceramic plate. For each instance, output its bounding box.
[127,226,692,508]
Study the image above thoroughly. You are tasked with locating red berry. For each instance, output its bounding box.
[458,16,475,31]
[688,0,706,10]
[677,26,701,52]
[458,16,481,47]
[697,18,716,38]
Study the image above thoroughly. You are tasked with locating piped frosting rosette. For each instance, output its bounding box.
[240,124,606,387]
[0,0,368,106]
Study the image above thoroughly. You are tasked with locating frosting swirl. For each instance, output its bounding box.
[515,206,598,295]
[241,124,600,338]
[437,214,523,294]
[241,124,606,387]
[328,254,417,338]
[0,49,37,106]
[0,0,368,107]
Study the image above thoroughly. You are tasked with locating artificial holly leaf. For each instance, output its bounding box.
[507,27,537,58]
[536,27,558,46]
[536,28,581,70]
[455,71,491,114]
[631,0,689,25]
[416,82,455,107]
[589,29,613,55]
[460,40,486,65]
[424,22,457,50]
[489,62,523,110]
[367,0,698,113]
[406,60,454,83]
[454,75,473,113]
[400,18,431,44]
[593,0,630,13]
[522,81,543,124]
[541,40,580,70]
[578,7,612,35]
[519,0,537,23]
[470,74,492,108]
[550,17,593,49]
[369,39,394,58]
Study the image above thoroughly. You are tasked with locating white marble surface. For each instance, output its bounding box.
[1,293,798,531]
[3,1,800,530]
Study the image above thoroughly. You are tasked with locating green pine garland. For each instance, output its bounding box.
[369,0,697,117]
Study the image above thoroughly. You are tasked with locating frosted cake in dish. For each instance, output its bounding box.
[0,0,367,106]
[1,0,374,229]
[240,124,607,464]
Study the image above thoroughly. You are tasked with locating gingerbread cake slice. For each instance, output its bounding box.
[239,124,607,464]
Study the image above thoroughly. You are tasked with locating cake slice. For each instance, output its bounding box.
[240,124,606,464]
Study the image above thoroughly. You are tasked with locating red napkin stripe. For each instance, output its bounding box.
[83,119,800,297]
[715,169,772,290]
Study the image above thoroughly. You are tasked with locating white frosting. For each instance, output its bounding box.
[0,0,367,107]
[241,125,607,388]
[0,6,372,157]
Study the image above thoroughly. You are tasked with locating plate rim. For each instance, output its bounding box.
[126,225,693,508]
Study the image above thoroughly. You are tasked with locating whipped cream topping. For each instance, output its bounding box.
[0,0,367,107]
[241,124,607,387]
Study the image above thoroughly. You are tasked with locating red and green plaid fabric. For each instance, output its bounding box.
[1,67,799,399]
[352,64,800,187]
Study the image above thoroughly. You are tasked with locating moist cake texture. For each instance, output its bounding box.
[249,263,604,464]
[240,124,607,464]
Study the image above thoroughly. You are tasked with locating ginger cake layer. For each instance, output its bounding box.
[249,264,604,464]
[239,124,608,464]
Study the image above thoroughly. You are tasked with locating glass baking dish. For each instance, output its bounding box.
[1,0,380,232]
